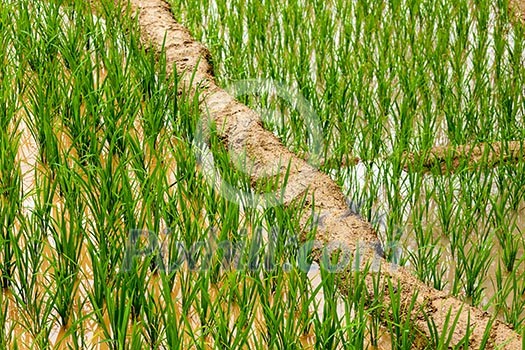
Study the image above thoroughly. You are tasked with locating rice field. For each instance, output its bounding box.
[169,0,525,322]
[1,0,525,348]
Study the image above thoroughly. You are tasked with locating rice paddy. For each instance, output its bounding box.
[2,0,525,348]
[168,0,525,326]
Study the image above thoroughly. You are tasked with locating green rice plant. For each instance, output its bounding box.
[208,274,257,348]
[494,161,525,213]
[0,287,10,348]
[120,251,150,322]
[224,222,312,348]
[197,274,218,344]
[367,269,386,348]
[96,274,134,350]
[58,67,105,168]
[159,272,185,350]
[0,123,21,289]
[492,262,525,332]
[311,267,343,349]
[384,279,420,350]
[55,301,92,350]
[496,220,521,274]
[407,217,447,291]
[11,1,42,72]
[49,165,85,327]
[129,323,146,350]
[132,43,174,150]
[137,287,164,348]
[81,156,127,314]
[11,215,54,349]
[256,270,306,348]
[381,163,412,263]
[23,75,61,174]
[424,304,464,349]
[0,9,22,291]
[288,267,316,339]
[337,266,369,348]
[453,229,493,306]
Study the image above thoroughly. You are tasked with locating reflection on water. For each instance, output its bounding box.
[342,156,525,321]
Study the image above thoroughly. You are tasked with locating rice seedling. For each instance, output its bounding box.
[11,216,54,349]
[424,305,467,350]
[384,280,419,349]
[0,119,21,290]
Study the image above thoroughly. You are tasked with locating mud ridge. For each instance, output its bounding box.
[126,0,522,348]
[402,140,525,173]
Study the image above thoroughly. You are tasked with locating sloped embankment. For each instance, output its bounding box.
[126,0,522,348]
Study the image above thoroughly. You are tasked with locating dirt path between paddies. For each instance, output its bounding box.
[329,140,525,174]
[125,0,522,348]
[402,141,525,173]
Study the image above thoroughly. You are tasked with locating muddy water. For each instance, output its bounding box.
[11,102,394,348]
[12,122,397,348]
[342,159,525,312]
